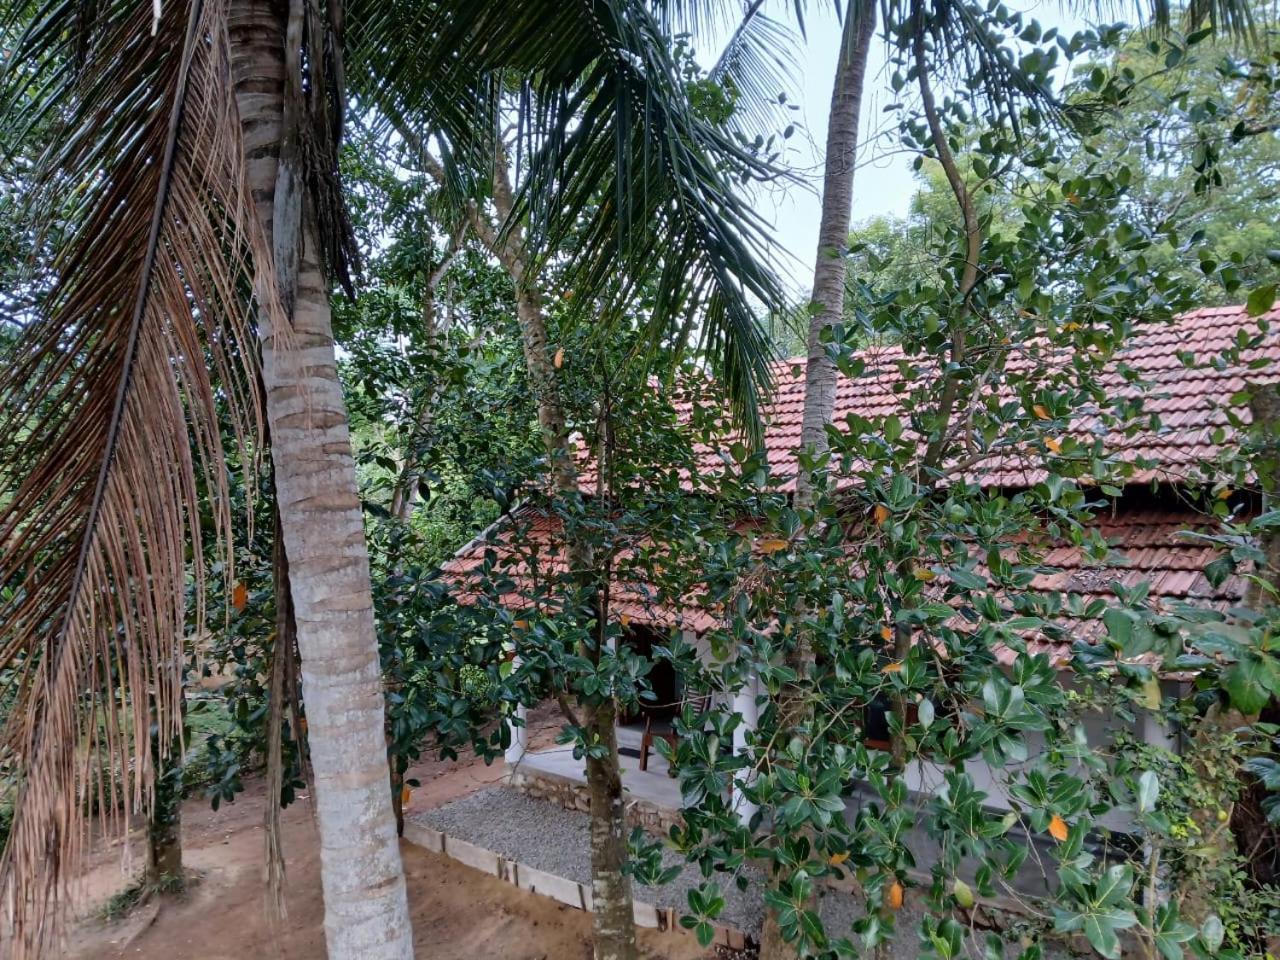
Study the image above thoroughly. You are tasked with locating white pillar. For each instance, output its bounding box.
[731,673,760,826]
[505,656,528,768]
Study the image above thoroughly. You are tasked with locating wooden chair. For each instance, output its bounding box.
[638,694,710,772]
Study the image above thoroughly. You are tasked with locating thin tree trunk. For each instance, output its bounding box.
[391,218,466,521]
[228,4,413,958]
[1245,382,1280,610]
[793,0,878,515]
[146,690,183,887]
[487,142,636,960]
[914,30,978,472]
[762,7,876,959]
[585,705,637,960]
[145,795,182,884]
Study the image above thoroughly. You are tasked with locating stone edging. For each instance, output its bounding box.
[400,818,749,951]
[507,766,685,836]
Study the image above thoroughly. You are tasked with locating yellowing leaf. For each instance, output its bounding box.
[620,614,632,628]
[232,582,248,612]
[553,347,564,369]
[873,504,890,526]
[1136,676,1162,711]
[1048,814,1069,842]
[1045,437,1062,453]
[1063,321,1082,332]
[758,538,789,555]
[882,661,904,674]
[1217,487,1233,500]
[1033,404,1051,420]
[913,567,936,582]
[952,878,974,909]
[400,785,412,807]
[513,619,530,632]
[829,851,850,866]
[886,880,904,910]
[880,625,894,642]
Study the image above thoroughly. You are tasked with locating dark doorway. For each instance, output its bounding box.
[618,623,679,725]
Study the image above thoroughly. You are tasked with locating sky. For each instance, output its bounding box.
[702,2,1091,295]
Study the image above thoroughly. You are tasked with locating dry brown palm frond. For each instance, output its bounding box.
[0,0,267,953]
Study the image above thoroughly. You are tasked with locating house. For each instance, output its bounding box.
[440,305,1280,849]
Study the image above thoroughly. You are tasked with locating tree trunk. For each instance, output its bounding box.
[793,0,878,515]
[761,7,877,960]
[1245,382,1280,609]
[146,694,183,887]
[145,774,183,885]
[512,291,635,960]
[1181,382,1280,926]
[228,4,413,958]
[391,218,466,522]
[488,144,636,959]
[585,706,637,960]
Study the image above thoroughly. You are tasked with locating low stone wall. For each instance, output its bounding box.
[508,767,684,836]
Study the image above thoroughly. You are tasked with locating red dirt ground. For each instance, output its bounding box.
[62,704,712,960]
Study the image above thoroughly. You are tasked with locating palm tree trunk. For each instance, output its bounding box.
[793,0,878,514]
[761,7,877,960]
[228,3,413,957]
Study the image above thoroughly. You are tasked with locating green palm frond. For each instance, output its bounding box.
[347,0,786,436]
[709,2,802,142]
[0,0,262,952]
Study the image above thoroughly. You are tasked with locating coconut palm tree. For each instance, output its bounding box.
[0,1,784,957]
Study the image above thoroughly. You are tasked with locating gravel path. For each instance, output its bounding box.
[412,787,1071,958]
[415,786,768,934]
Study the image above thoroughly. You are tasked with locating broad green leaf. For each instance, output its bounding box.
[1136,770,1159,814]
[1223,657,1270,715]
[1200,915,1224,954]
[1246,283,1276,317]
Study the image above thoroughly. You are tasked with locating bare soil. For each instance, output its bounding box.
[63,703,711,960]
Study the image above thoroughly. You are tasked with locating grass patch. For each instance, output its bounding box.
[99,871,188,923]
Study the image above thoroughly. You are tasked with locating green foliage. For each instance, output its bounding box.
[625,12,1279,960]
[345,0,790,430]
[385,13,1280,951]
[849,24,1280,315]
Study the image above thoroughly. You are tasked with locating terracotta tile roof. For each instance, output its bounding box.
[991,507,1243,666]
[668,305,1280,491]
[440,510,720,632]
[441,503,1247,667]
[443,307,1272,664]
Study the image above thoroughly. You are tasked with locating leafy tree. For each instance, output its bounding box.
[847,21,1280,309]
[648,16,1279,960]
